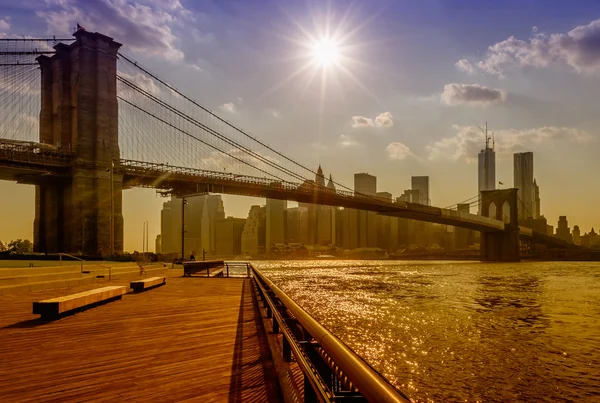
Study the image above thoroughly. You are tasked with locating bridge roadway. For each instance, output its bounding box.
[0,139,569,247]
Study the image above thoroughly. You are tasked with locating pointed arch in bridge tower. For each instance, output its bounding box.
[479,188,520,262]
[34,30,123,255]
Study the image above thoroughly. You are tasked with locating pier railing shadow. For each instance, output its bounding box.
[228,279,281,403]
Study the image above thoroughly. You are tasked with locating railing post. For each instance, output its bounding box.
[304,374,318,403]
[273,318,279,334]
[226,263,229,278]
[282,335,292,362]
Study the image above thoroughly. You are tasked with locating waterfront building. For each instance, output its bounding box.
[533,179,541,219]
[241,205,266,256]
[573,225,581,245]
[155,234,161,254]
[555,216,572,243]
[454,203,474,249]
[514,152,534,219]
[266,198,287,252]
[286,206,309,244]
[160,201,175,254]
[215,217,246,256]
[354,173,377,248]
[411,176,429,205]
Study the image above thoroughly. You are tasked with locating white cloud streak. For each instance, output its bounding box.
[339,134,359,148]
[37,0,191,60]
[458,18,600,76]
[441,83,506,106]
[220,102,236,113]
[427,125,594,162]
[0,17,11,32]
[351,112,393,128]
[386,142,412,160]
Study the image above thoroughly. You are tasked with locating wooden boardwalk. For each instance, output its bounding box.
[0,273,281,402]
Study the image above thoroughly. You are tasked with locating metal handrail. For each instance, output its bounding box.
[59,253,112,280]
[251,265,411,403]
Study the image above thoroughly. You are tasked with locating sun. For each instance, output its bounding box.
[312,38,340,66]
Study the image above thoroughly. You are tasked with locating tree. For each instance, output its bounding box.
[0,240,6,252]
[7,239,33,254]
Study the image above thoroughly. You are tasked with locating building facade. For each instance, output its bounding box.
[514,152,534,220]
[555,216,572,243]
[215,217,246,256]
[266,198,287,251]
[478,141,495,214]
[241,205,266,256]
[411,176,429,205]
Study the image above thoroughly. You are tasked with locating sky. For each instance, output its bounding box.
[1,0,600,252]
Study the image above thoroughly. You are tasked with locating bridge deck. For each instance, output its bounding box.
[0,273,281,402]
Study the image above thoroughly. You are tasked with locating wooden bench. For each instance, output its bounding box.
[130,276,166,292]
[210,269,224,278]
[182,260,224,277]
[32,286,127,319]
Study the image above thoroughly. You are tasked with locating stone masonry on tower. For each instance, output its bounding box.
[34,30,123,255]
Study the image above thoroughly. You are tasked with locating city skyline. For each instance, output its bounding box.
[1,1,600,251]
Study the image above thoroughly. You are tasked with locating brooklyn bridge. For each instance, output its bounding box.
[0,30,573,261]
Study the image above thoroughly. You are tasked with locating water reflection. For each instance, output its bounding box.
[473,273,550,329]
[257,260,600,402]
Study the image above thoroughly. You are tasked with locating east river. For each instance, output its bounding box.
[254,260,600,402]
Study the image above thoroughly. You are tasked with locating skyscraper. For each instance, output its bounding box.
[533,179,541,219]
[354,173,377,247]
[266,198,286,251]
[555,216,572,243]
[514,152,534,219]
[241,205,266,256]
[478,129,495,214]
[411,176,429,205]
[354,173,377,196]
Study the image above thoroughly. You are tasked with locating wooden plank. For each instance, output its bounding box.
[129,276,166,292]
[32,286,127,318]
[0,275,281,402]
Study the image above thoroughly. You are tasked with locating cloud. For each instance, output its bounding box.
[36,0,190,61]
[386,142,412,160]
[459,18,600,76]
[351,112,393,128]
[266,108,281,119]
[351,116,374,128]
[339,134,359,148]
[220,102,236,113]
[427,125,594,162]
[375,112,393,127]
[455,58,474,73]
[441,83,506,106]
[118,71,162,96]
[0,17,10,32]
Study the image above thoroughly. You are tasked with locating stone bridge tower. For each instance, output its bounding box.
[479,188,520,262]
[34,30,123,255]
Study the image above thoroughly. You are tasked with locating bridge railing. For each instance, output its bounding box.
[0,139,72,167]
[120,158,412,207]
[251,265,411,403]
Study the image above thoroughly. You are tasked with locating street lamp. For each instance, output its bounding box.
[109,159,115,255]
[181,197,188,260]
